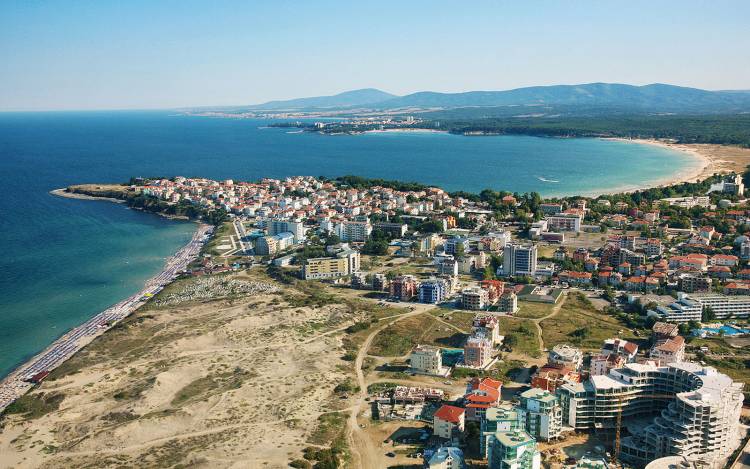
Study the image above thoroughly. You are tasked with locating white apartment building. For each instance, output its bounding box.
[558,362,744,468]
[335,220,372,242]
[686,293,750,319]
[269,219,305,242]
[548,344,583,371]
[516,388,562,441]
[545,213,582,232]
[409,345,448,376]
[648,296,702,323]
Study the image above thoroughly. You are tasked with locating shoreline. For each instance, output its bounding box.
[50,187,192,221]
[49,187,126,203]
[0,223,213,413]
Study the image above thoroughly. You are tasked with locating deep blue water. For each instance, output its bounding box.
[0,110,700,378]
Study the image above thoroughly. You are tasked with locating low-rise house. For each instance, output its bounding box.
[433,404,466,439]
[464,377,502,422]
[600,338,638,362]
[724,282,750,295]
[650,336,686,363]
[531,364,580,392]
[548,344,583,371]
[425,447,465,469]
[558,270,592,287]
[590,353,627,376]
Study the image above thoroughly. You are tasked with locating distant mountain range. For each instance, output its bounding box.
[243,83,750,114]
[246,88,396,110]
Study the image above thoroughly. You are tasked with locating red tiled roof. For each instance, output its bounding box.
[434,404,465,424]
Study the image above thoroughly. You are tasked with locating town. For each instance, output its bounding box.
[110,172,750,469]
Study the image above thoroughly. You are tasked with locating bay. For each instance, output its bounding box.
[0,110,701,378]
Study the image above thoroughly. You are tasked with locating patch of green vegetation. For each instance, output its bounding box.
[540,292,638,351]
[370,315,436,357]
[113,376,156,401]
[332,379,358,394]
[2,392,65,420]
[284,283,340,308]
[290,459,312,469]
[308,412,347,446]
[367,382,399,394]
[515,301,553,319]
[451,360,525,381]
[171,367,255,406]
[102,411,139,424]
[498,318,541,358]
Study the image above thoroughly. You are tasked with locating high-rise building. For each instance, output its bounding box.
[557,362,744,467]
[419,278,448,304]
[269,219,305,241]
[516,388,562,441]
[486,430,541,469]
[502,244,537,277]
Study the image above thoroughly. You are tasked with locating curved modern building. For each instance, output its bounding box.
[558,362,743,468]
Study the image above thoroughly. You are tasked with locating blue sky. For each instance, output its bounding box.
[1,0,749,111]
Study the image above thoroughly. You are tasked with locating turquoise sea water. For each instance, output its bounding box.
[0,111,701,378]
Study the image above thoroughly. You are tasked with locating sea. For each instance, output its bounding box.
[0,110,702,379]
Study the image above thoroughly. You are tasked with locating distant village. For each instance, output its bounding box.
[133,173,750,469]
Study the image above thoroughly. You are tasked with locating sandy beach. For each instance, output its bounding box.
[595,138,750,196]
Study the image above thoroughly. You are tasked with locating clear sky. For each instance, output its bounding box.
[1,0,749,111]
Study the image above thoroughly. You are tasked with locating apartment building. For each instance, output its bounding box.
[433,404,466,439]
[445,236,470,256]
[548,344,583,371]
[269,219,305,241]
[409,345,447,376]
[687,293,750,319]
[498,291,519,314]
[545,213,582,232]
[373,222,408,238]
[678,274,712,293]
[472,315,502,345]
[516,388,563,441]
[335,220,372,242]
[486,430,541,469]
[462,287,489,310]
[481,405,522,459]
[502,244,538,277]
[419,278,448,304]
[464,336,494,368]
[302,248,360,280]
[648,296,702,323]
[557,362,744,467]
[390,275,419,300]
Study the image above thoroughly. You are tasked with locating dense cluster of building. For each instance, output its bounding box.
[410,328,743,469]
[133,175,750,467]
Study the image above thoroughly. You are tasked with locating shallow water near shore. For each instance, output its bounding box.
[0,110,701,378]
